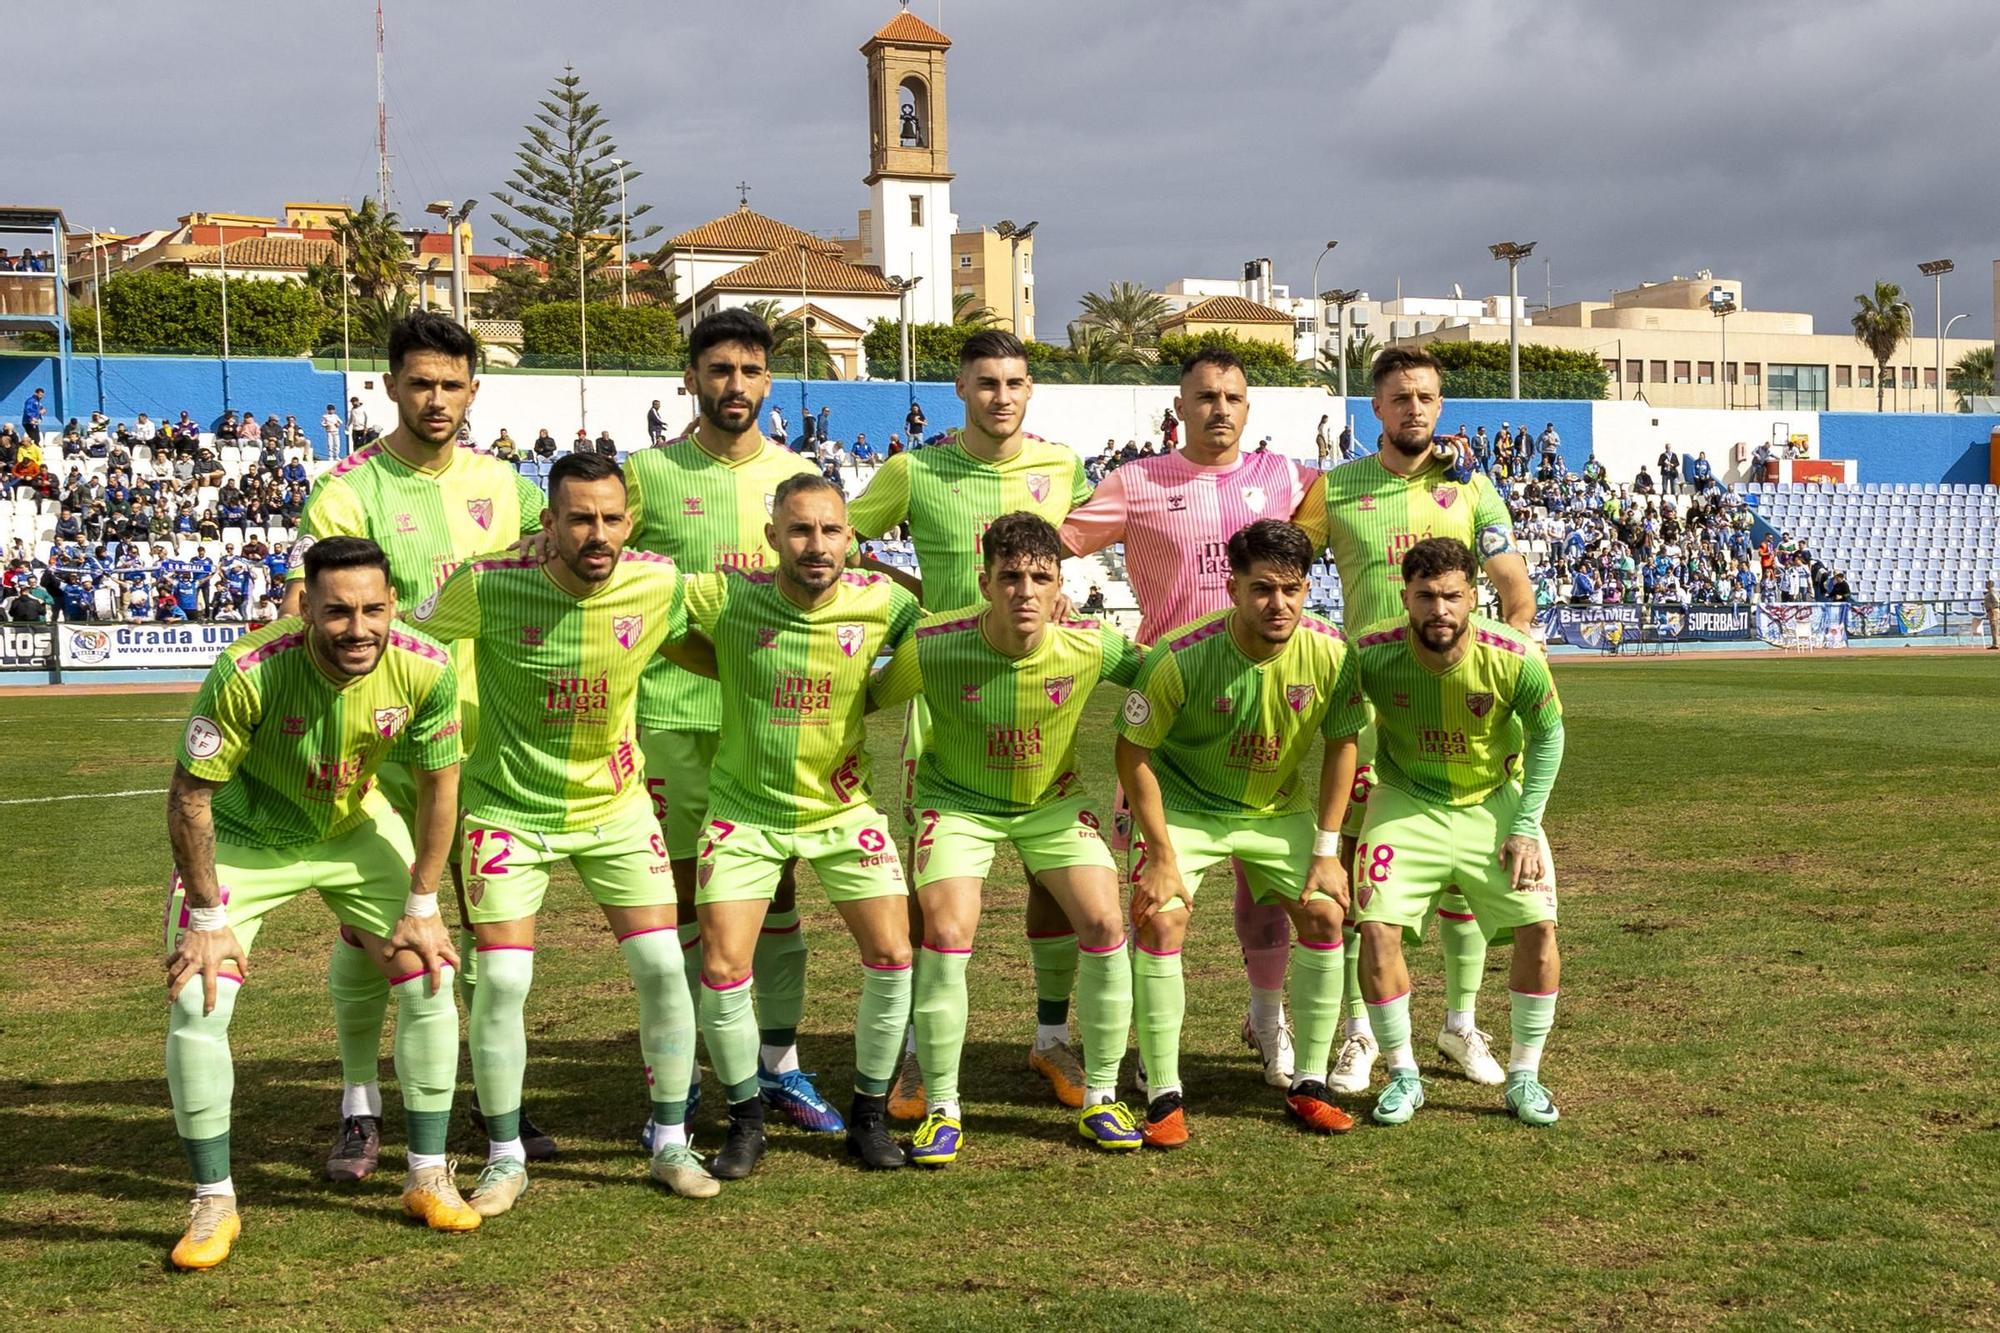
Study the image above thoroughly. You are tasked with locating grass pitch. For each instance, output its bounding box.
[2,656,1997,1330]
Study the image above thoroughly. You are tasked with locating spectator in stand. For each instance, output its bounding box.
[886,432,905,459]
[20,387,47,443]
[1160,405,1179,448]
[1081,583,1106,615]
[1315,414,1333,466]
[216,411,241,444]
[850,432,877,467]
[594,428,617,457]
[346,396,371,448]
[1691,451,1715,492]
[1570,564,1596,605]
[1337,420,1356,460]
[1751,441,1774,481]
[647,398,667,444]
[1633,466,1655,495]
[57,574,92,622]
[768,403,787,443]
[320,404,342,456]
[492,429,519,464]
[533,428,558,460]
[8,583,46,622]
[905,400,925,440]
[816,403,830,444]
[571,428,593,454]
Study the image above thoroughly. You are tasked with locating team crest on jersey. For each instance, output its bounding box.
[1434,486,1459,509]
[755,627,779,649]
[373,706,409,739]
[1356,883,1374,910]
[1026,473,1050,503]
[1285,684,1316,713]
[1357,495,1377,512]
[614,615,643,649]
[1044,675,1074,706]
[836,623,865,658]
[467,497,493,530]
[763,492,777,515]
[1466,691,1495,719]
[1242,486,1267,511]
[467,876,485,906]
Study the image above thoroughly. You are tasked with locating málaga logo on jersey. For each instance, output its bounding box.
[1465,691,1495,719]
[466,497,493,530]
[763,493,776,515]
[1242,486,1267,511]
[836,623,864,658]
[1026,473,1050,503]
[1044,674,1074,706]
[613,614,643,650]
[372,706,410,738]
[1434,486,1459,509]
[1285,684,1316,713]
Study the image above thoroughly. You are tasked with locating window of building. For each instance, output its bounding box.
[1901,365,1917,388]
[1020,254,1031,275]
[1858,364,1873,388]
[1925,367,1938,389]
[1835,364,1852,388]
[1603,359,1620,381]
[1024,285,1032,306]
[1767,363,1827,410]
[1673,360,1692,384]
[909,196,923,226]
[1696,361,1714,384]
[1649,360,1668,383]
[957,254,972,269]
[1626,359,1643,383]
[1743,362,1761,385]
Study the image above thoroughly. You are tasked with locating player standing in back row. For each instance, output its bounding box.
[1292,345,1537,1095]
[1062,346,1320,1091]
[624,310,836,1140]
[846,330,1099,1117]
[282,311,554,1179]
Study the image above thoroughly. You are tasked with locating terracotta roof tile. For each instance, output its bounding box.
[865,11,951,48]
[703,248,899,297]
[182,236,337,270]
[1162,294,1295,326]
[666,206,843,256]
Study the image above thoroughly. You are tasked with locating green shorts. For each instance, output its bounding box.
[1339,707,1379,840]
[896,698,928,836]
[911,794,1115,889]
[641,728,719,861]
[370,758,419,832]
[1352,780,1558,945]
[461,798,674,924]
[696,806,906,906]
[162,811,414,959]
[1129,810,1313,915]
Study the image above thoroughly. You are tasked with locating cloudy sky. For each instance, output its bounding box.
[31,0,1999,339]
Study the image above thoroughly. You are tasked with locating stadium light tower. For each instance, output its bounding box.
[1323,287,1362,403]
[995,219,1038,338]
[1309,239,1337,379]
[1489,240,1537,400]
[426,198,479,326]
[1917,259,1954,412]
[1711,298,1736,409]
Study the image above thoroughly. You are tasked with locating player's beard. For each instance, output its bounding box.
[699,386,764,435]
[1385,424,1433,458]
[1418,615,1468,653]
[784,552,839,594]
[311,625,386,679]
[400,401,462,448]
[563,540,619,587]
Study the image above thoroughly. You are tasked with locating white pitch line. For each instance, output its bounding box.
[0,787,168,806]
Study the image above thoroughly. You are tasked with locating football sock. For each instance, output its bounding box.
[1340,925,1366,1023]
[1343,1015,1372,1039]
[1366,989,1415,1071]
[855,960,914,1096]
[1132,945,1185,1097]
[1028,931,1077,1031]
[675,920,702,1004]
[652,1119,689,1149]
[1288,939,1344,1085]
[618,927,696,1132]
[455,925,480,993]
[327,933,388,1089]
[1509,989,1558,1074]
[407,1151,446,1174]
[1439,895,1487,1015]
[487,1137,525,1165]
[193,1174,234,1199]
[1233,864,1291,991]
[698,972,760,1103]
[167,976,240,1182]
[1249,986,1285,1029]
[340,1081,382,1120]
[903,1023,918,1057]
[929,1099,963,1120]
[913,945,970,1110]
[468,946,534,1145]
[1444,1008,1475,1035]
[754,908,807,1062]
[390,969,458,1161]
[1076,939,1133,1095]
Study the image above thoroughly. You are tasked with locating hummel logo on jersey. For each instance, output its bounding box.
[755,627,780,649]
[395,513,417,533]
[1358,495,1377,512]
[1242,486,1267,511]
[836,623,865,658]
[282,715,306,736]
[1026,473,1050,503]
[467,497,493,530]
[1466,691,1495,718]
[372,706,409,738]
[682,497,704,516]
[961,683,982,703]
[614,614,644,649]
[1212,696,1233,712]
[1044,675,1073,706]
[1393,692,1410,708]
[1167,494,1188,512]
[521,625,544,646]
[1434,486,1459,509]
[1285,684,1316,713]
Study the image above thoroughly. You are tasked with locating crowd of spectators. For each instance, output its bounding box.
[6,534,290,624]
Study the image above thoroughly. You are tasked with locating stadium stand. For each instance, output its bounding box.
[1739,483,1999,602]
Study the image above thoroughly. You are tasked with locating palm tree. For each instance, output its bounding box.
[1317,329,1382,381]
[1850,281,1910,411]
[328,198,411,307]
[1076,281,1170,348]
[1948,345,1993,405]
[951,290,999,327]
[1064,323,1148,383]
[746,299,838,379]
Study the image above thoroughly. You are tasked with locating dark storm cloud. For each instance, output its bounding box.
[24,0,1998,337]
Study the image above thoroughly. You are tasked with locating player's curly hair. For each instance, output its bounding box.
[1401,536,1477,584]
[388,310,478,376]
[688,307,775,364]
[1225,519,1314,578]
[981,511,1062,570]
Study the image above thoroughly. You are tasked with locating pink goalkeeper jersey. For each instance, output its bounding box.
[1062,449,1316,645]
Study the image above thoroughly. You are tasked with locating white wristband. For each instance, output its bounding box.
[187,905,228,932]
[403,892,441,919]
[1313,829,1342,858]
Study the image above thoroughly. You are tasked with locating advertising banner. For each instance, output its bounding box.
[0,624,55,668]
[1755,602,1847,649]
[1846,602,1946,638]
[58,623,250,668]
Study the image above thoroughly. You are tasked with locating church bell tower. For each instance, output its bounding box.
[861,4,957,325]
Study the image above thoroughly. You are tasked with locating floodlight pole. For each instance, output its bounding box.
[1711,299,1735,409]
[610,159,630,308]
[90,229,105,412]
[1918,259,1954,412]
[1309,239,1337,382]
[217,221,232,412]
[1489,241,1537,401]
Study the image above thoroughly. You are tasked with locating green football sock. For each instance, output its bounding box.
[1029,931,1078,1027]
[390,971,458,1155]
[166,975,241,1157]
[619,927,696,1126]
[855,961,913,1095]
[1340,925,1366,1023]
[468,946,534,1144]
[455,925,479,993]
[1508,989,1559,1074]
[1366,988,1414,1069]
[1075,941,1133,1094]
[699,972,761,1103]
[675,920,702,1005]
[1288,940,1344,1084]
[1439,895,1488,1016]
[327,933,389,1087]
[913,946,970,1107]
[1131,946,1185,1094]
[754,908,808,1045]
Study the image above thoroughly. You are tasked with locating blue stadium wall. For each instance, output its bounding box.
[0,354,348,455]
[1818,413,2000,485]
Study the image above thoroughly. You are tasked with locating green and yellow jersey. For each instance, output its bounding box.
[688,568,921,832]
[1117,609,1367,818]
[410,551,687,833]
[870,609,1144,816]
[178,616,461,849]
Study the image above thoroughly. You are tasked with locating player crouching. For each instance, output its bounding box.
[869,513,1146,1164]
[1115,520,1368,1147]
[162,537,475,1270]
[1350,537,1566,1127]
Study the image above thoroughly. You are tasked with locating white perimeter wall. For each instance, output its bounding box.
[1588,402,1819,488]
